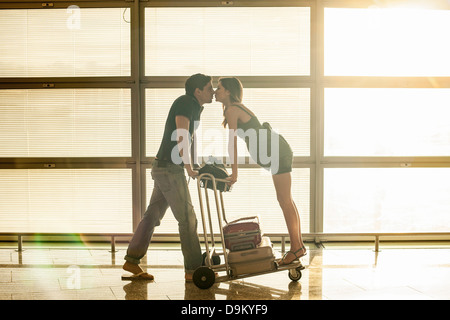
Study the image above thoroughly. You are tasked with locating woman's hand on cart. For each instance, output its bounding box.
[225,174,237,186]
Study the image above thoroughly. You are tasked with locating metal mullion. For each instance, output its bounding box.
[129,0,143,231]
[142,76,313,89]
[0,82,135,90]
[308,0,318,231]
[322,0,450,10]
[314,84,324,235]
[0,0,130,2]
[138,84,149,230]
[321,158,450,168]
[130,82,141,231]
[143,0,314,8]
[313,1,325,236]
[309,0,322,236]
[0,1,132,9]
[323,76,450,89]
[322,0,382,9]
[0,77,134,85]
[309,1,317,84]
[0,158,133,169]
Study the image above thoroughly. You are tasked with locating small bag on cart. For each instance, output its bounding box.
[198,162,231,192]
[223,216,262,251]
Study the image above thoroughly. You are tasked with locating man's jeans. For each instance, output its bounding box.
[124,159,203,273]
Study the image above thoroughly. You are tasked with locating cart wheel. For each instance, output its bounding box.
[193,266,216,289]
[288,267,302,281]
[202,252,221,266]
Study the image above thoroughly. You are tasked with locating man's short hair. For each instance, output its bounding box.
[185,73,212,96]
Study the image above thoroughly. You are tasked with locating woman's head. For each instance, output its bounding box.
[216,77,243,105]
[216,77,244,127]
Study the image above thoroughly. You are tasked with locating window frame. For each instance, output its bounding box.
[0,0,449,241]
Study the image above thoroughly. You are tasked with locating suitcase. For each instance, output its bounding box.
[228,236,276,276]
[227,236,274,264]
[223,216,262,251]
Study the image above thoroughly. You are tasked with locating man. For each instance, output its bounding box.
[123,73,214,281]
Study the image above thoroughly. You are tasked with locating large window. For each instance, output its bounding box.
[0,4,134,235]
[322,4,450,236]
[0,1,449,240]
[143,5,312,235]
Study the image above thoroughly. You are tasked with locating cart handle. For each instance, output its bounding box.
[198,173,229,184]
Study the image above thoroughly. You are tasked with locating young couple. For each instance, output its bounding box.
[122,74,306,281]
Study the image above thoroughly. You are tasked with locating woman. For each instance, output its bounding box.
[214,77,306,265]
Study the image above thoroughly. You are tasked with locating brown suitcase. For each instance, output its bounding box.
[228,236,276,276]
[223,216,262,251]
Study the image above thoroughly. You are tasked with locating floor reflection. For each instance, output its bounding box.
[121,276,303,300]
[185,280,302,300]
[1,244,449,300]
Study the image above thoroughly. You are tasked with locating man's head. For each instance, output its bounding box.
[185,73,214,105]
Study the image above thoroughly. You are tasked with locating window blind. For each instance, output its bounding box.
[0,89,131,157]
[0,169,133,233]
[146,88,310,158]
[147,168,310,235]
[0,8,130,77]
[145,7,310,76]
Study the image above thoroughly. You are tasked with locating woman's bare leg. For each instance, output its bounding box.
[272,172,306,264]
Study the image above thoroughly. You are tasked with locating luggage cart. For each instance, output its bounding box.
[193,173,305,290]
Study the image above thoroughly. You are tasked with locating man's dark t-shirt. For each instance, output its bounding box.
[156,94,203,165]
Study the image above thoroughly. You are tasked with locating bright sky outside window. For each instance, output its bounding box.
[324,88,450,156]
[324,168,450,233]
[325,7,450,76]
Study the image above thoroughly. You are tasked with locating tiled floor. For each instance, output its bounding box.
[0,242,449,300]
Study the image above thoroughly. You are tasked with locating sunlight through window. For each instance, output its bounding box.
[325,7,450,76]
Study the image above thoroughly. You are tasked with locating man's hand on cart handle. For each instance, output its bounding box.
[186,167,199,179]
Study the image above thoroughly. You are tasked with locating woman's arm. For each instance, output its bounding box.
[224,107,239,185]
